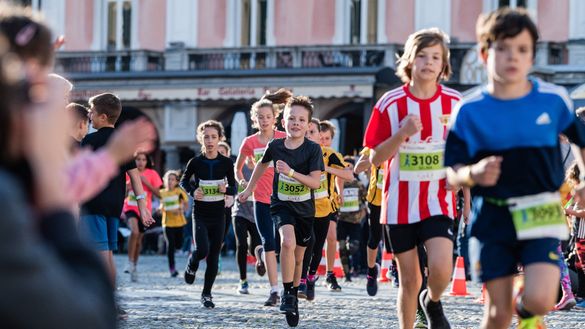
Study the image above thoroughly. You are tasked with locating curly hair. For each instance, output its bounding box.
[196,120,225,152]
[250,88,292,129]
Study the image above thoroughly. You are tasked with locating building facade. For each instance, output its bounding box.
[15,0,585,169]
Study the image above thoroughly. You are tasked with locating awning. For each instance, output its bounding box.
[70,84,373,102]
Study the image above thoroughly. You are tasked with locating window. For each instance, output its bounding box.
[367,0,377,44]
[349,0,361,44]
[498,0,527,8]
[240,0,267,46]
[107,0,132,50]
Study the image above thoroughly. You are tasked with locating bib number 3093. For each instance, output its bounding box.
[508,192,568,240]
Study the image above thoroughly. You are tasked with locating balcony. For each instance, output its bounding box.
[54,49,165,73]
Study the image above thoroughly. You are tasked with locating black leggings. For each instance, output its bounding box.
[233,216,261,280]
[189,214,226,295]
[302,214,331,279]
[367,204,382,249]
[163,226,184,270]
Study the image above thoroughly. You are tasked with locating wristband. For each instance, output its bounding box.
[135,193,146,201]
[288,169,295,178]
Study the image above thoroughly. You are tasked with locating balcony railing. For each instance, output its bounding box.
[54,49,165,73]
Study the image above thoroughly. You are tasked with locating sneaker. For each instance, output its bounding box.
[517,315,546,329]
[264,291,280,307]
[306,276,318,301]
[344,274,352,283]
[116,304,128,320]
[366,264,380,296]
[298,282,308,299]
[419,289,450,329]
[575,299,585,309]
[123,262,132,274]
[201,294,215,309]
[184,262,196,285]
[326,274,342,292]
[414,308,429,328]
[238,280,249,295]
[170,269,179,278]
[130,268,138,282]
[279,293,298,314]
[554,294,576,311]
[254,245,266,277]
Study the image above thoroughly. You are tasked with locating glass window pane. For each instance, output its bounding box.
[350,0,361,44]
[367,0,377,44]
[122,1,132,49]
[107,2,117,50]
[241,0,251,46]
[257,0,267,46]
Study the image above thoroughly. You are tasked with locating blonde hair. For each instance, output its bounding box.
[218,141,231,155]
[163,170,181,189]
[396,28,452,84]
[319,120,336,138]
[250,88,292,129]
[196,120,225,152]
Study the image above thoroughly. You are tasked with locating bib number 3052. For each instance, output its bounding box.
[278,174,310,202]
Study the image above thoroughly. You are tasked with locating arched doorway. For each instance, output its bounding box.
[216,104,252,157]
[324,101,366,156]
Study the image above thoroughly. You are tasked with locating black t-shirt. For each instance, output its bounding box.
[80,127,136,217]
[261,138,324,217]
[179,153,236,219]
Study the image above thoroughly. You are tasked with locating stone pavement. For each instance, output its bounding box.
[116,254,585,329]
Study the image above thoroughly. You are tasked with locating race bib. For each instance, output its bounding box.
[376,169,384,190]
[254,147,273,167]
[127,191,138,206]
[314,173,329,199]
[399,141,446,181]
[340,187,360,212]
[277,174,311,202]
[199,179,225,202]
[508,192,568,240]
[162,194,180,211]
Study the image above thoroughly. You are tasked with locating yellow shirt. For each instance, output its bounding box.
[315,146,346,218]
[361,148,383,207]
[160,188,188,227]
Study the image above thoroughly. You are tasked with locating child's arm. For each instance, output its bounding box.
[276,160,321,189]
[446,156,503,188]
[238,162,269,202]
[462,187,471,224]
[179,159,197,197]
[128,168,155,227]
[140,174,162,199]
[354,152,370,174]
[370,115,421,167]
[234,150,248,187]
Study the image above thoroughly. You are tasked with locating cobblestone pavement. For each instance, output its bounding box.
[116,254,585,329]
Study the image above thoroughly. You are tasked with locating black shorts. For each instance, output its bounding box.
[387,215,454,254]
[329,211,339,223]
[271,206,314,247]
[125,210,145,233]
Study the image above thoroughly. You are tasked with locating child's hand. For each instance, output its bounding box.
[398,115,422,138]
[218,181,227,193]
[238,188,252,203]
[276,160,291,176]
[225,195,234,208]
[194,187,204,201]
[470,156,502,187]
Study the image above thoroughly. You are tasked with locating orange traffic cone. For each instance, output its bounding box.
[317,248,327,275]
[246,254,256,265]
[475,283,486,304]
[379,249,393,282]
[333,242,344,278]
[449,256,469,296]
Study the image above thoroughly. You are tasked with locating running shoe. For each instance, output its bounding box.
[116,304,128,320]
[238,280,249,295]
[201,294,215,309]
[517,316,546,329]
[554,294,576,311]
[414,308,428,328]
[298,282,308,299]
[326,274,342,292]
[306,276,318,301]
[130,268,138,283]
[366,264,380,296]
[279,293,298,314]
[254,245,266,277]
[264,291,280,307]
[184,261,196,285]
[123,262,132,274]
[419,289,450,329]
[575,299,585,309]
[170,269,179,278]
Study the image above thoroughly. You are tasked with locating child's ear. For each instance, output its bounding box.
[479,46,488,64]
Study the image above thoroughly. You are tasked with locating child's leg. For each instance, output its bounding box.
[202,219,226,295]
[279,224,297,284]
[394,248,423,329]
[308,217,330,275]
[294,245,307,286]
[163,227,174,270]
[326,218,338,272]
[423,237,453,301]
[482,276,514,329]
[521,263,560,315]
[233,217,249,281]
[556,243,574,298]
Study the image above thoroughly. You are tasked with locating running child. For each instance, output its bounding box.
[364,28,461,329]
[159,170,189,277]
[122,152,163,282]
[239,94,324,327]
[234,90,288,306]
[181,120,237,309]
[445,8,585,328]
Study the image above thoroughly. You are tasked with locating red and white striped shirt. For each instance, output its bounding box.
[363,84,461,225]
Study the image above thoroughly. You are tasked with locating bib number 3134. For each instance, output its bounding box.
[508,192,568,240]
[399,142,446,182]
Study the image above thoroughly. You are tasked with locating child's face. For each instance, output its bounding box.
[320,130,332,147]
[305,122,320,143]
[255,106,276,132]
[484,29,534,86]
[409,43,444,83]
[282,105,310,139]
[202,127,220,153]
[218,145,229,157]
[135,154,148,171]
[168,174,178,189]
[89,106,107,129]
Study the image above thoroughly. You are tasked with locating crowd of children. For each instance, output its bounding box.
[3,3,585,329]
